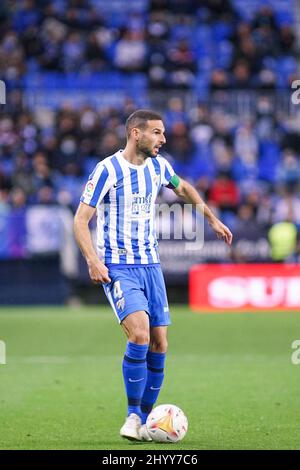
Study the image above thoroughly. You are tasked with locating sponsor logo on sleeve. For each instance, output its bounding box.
[83,181,94,198]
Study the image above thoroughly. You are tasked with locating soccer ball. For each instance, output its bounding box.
[146,404,188,443]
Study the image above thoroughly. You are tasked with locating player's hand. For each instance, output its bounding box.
[209,217,233,245]
[87,259,111,284]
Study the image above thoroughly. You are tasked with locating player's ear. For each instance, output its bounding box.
[131,128,140,141]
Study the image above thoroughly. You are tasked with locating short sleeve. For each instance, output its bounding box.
[159,157,176,186]
[80,164,112,207]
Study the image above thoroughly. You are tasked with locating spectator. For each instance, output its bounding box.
[208,171,240,212]
[114,30,147,72]
[268,220,298,262]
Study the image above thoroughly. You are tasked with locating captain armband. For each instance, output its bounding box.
[166,174,180,189]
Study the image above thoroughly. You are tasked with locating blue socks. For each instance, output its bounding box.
[122,343,166,422]
[141,350,166,424]
[122,342,148,418]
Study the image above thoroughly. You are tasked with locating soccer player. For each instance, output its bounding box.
[74,109,232,441]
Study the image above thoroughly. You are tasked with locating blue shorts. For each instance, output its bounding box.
[103,265,171,327]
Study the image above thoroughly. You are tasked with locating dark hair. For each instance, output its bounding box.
[125,109,163,138]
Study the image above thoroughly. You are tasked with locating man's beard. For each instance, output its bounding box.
[137,141,156,159]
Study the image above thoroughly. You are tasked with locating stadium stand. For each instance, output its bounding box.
[0,0,299,275]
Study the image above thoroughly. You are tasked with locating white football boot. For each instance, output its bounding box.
[139,424,152,441]
[120,413,142,441]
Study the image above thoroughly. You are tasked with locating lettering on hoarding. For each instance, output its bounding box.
[208,276,300,308]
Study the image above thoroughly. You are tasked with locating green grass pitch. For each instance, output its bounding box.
[0,306,299,450]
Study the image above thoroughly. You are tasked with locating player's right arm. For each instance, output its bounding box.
[74,202,111,284]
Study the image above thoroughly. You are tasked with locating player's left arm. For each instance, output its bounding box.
[169,175,233,245]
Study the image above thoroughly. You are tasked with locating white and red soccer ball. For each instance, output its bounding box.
[146,404,188,443]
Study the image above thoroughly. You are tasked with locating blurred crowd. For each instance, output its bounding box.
[0,0,297,86]
[0,0,300,261]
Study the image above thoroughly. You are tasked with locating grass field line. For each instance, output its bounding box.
[6,352,288,364]
[7,355,116,364]
[7,355,115,364]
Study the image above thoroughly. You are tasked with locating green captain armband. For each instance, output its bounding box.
[167,173,180,189]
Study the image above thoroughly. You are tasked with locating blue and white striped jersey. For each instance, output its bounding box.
[80,150,175,266]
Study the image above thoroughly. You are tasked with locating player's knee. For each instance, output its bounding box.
[150,339,168,353]
[130,329,150,345]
